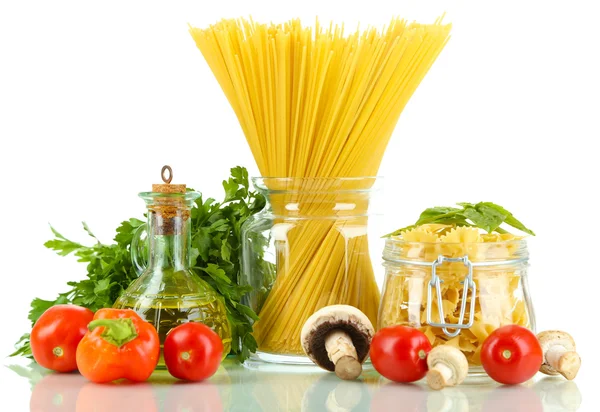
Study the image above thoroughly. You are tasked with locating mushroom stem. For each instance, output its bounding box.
[546,345,581,380]
[335,356,362,381]
[325,330,358,363]
[427,363,454,390]
[426,346,468,390]
[325,330,362,380]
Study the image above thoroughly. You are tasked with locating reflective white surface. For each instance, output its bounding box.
[3,357,584,412]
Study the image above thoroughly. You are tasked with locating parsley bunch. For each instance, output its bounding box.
[11,166,267,361]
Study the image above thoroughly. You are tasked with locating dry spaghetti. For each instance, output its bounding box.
[190,17,451,355]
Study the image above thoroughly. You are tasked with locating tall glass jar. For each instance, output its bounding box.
[241,177,382,364]
[380,236,535,374]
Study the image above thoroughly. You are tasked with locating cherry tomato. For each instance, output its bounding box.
[164,322,223,381]
[481,325,543,385]
[31,304,94,372]
[370,325,432,383]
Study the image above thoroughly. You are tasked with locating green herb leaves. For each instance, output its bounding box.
[387,202,535,237]
[12,167,265,362]
[187,166,266,359]
[10,333,33,357]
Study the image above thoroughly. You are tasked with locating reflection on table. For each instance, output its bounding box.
[10,359,581,412]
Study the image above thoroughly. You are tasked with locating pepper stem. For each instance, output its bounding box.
[88,318,138,347]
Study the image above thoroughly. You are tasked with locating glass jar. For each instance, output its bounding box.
[114,170,232,367]
[241,177,382,364]
[380,237,535,374]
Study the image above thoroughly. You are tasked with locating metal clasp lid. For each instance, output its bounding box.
[426,255,477,338]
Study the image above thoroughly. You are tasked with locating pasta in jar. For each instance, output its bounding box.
[379,225,534,367]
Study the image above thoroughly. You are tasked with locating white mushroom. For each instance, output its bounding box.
[426,346,469,390]
[537,331,581,380]
[301,305,374,380]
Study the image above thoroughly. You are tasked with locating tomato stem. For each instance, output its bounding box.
[181,351,191,361]
[88,318,138,347]
[52,347,63,358]
[502,349,512,360]
[418,350,427,360]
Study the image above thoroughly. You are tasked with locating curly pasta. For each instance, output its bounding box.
[380,226,531,366]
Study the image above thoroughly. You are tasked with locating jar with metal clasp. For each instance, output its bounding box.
[379,233,535,375]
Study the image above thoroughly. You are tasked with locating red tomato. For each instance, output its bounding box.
[30,305,94,372]
[370,325,432,383]
[481,325,543,385]
[164,322,224,381]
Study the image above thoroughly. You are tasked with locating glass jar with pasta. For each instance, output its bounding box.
[241,177,383,364]
[379,225,535,374]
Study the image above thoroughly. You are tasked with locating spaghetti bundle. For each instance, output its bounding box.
[190,17,451,354]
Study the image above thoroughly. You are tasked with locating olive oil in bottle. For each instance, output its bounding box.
[114,166,233,368]
[115,287,232,366]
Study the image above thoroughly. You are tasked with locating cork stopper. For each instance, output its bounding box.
[149,165,189,235]
[152,166,186,194]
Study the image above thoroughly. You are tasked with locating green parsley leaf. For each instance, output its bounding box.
[10,333,33,358]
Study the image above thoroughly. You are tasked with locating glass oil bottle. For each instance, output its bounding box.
[114,166,232,367]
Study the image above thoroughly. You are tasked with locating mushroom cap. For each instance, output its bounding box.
[537,330,577,376]
[301,304,374,371]
[426,345,469,385]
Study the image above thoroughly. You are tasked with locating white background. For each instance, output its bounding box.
[0,0,598,410]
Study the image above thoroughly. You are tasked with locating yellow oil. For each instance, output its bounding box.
[115,293,232,368]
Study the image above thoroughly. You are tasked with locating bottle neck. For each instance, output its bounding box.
[147,212,191,272]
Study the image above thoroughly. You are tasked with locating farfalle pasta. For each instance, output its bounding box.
[380,225,532,366]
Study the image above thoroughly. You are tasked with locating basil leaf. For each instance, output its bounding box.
[386,202,535,237]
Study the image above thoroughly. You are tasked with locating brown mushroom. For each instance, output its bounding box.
[300,305,374,380]
[537,331,581,380]
[426,346,469,390]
